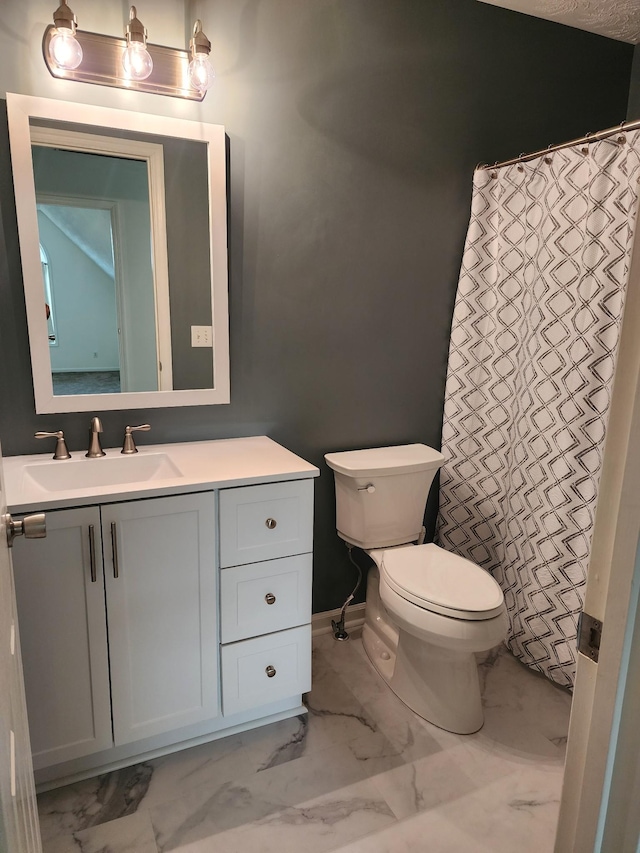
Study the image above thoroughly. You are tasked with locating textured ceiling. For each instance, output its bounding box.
[477,0,640,43]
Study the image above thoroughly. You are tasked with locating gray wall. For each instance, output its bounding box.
[0,0,634,613]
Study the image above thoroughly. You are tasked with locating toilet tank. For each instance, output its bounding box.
[324,444,445,549]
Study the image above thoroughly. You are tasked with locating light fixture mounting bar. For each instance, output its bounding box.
[42,25,204,101]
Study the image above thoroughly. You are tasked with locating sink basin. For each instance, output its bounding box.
[24,453,184,493]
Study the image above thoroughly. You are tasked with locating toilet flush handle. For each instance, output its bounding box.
[358,483,376,494]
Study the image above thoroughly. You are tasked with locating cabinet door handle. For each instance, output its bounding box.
[110,522,120,579]
[88,524,97,583]
[265,593,276,605]
[265,518,277,530]
[266,665,276,678]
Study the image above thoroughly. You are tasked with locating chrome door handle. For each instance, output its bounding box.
[265,593,276,605]
[265,665,276,678]
[4,513,46,548]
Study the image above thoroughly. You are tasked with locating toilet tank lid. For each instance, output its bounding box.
[325,444,444,477]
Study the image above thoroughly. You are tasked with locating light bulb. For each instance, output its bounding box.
[122,41,153,81]
[49,27,83,70]
[189,20,214,96]
[188,54,215,94]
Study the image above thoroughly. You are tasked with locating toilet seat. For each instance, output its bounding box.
[375,543,504,621]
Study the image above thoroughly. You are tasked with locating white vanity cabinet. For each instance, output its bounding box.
[5,437,319,788]
[13,492,218,770]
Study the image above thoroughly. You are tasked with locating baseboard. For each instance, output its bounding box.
[312,603,366,637]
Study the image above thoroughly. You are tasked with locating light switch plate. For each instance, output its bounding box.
[191,325,213,347]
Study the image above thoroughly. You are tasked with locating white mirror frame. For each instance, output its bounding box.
[6,93,230,413]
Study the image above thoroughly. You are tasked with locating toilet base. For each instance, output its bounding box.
[362,622,397,684]
[362,568,485,734]
[393,629,483,734]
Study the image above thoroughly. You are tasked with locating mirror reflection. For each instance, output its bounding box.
[34,144,163,395]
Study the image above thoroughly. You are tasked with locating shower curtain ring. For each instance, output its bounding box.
[517,154,525,172]
[544,144,553,164]
[617,122,626,144]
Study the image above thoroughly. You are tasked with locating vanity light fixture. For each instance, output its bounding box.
[122,7,153,82]
[48,0,83,71]
[188,21,215,95]
[42,4,214,101]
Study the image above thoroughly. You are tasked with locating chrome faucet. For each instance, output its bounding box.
[86,417,106,458]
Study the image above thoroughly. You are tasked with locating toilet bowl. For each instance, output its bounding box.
[364,544,507,733]
[325,444,508,734]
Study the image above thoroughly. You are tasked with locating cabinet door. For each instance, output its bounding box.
[102,493,218,746]
[12,506,112,769]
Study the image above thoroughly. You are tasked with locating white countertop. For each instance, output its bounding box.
[4,436,319,513]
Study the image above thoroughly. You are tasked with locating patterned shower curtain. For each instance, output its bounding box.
[436,132,640,688]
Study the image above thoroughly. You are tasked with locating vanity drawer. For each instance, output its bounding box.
[221,625,311,716]
[221,554,312,643]
[219,480,314,567]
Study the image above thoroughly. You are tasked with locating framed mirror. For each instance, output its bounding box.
[7,93,229,413]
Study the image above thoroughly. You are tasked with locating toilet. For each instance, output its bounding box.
[325,443,508,734]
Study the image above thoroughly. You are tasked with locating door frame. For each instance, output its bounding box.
[554,201,640,851]
[595,538,640,850]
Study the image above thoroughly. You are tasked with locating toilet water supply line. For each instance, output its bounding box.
[332,544,363,641]
[332,526,427,641]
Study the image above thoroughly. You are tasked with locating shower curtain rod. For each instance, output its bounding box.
[479,116,640,171]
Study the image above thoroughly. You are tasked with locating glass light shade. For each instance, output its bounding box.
[49,28,83,71]
[122,42,153,80]
[188,54,215,94]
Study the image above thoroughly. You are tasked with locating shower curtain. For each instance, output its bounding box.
[436,132,640,688]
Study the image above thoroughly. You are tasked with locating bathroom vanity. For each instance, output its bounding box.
[4,437,318,789]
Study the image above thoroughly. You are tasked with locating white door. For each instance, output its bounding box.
[102,492,219,745]
[554,195,640,851]
[0,440,42,853]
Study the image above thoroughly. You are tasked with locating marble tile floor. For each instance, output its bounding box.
[37,634,572,853]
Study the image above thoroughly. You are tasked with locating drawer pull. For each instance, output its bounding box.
[265,593,276,605]
[266,665,276,678]
[265,517,277,530]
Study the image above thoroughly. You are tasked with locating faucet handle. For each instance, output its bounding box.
[121,424,151,455]
[35,430,71,460]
